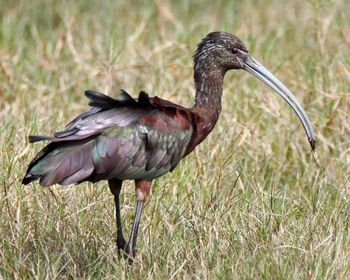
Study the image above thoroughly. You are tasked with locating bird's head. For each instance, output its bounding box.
[194,31,249,70]
[194,32,316,150]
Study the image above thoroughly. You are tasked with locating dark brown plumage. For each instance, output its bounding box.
[22,32,315,261]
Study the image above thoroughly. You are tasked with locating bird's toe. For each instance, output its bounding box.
[122,243,136,264]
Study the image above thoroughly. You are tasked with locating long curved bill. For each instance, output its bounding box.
[242,55,316,151]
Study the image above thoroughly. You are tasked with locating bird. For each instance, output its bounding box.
[22,31,315,261]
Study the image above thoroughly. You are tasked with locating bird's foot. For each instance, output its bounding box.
[116,236,127,251]
[121,243,136,264]
[115,238,136,263]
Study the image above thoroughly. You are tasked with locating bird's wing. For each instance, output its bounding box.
[28,89,150,143]
[23,90,194,186]
[88,106,193,182]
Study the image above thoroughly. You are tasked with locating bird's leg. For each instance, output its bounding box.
[108,179,127,251]
[124,179,151,261]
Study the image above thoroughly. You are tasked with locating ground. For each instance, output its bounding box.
[0,0,349,278]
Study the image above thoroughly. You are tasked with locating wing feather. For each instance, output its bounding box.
[23,90,195,186]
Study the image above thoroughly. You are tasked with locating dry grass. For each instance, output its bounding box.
[1,0,350,278]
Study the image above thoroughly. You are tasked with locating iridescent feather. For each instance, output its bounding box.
[22,90,193,186]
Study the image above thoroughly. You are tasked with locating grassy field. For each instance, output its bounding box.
[1,0,350,278]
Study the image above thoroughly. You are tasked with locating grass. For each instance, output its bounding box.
[1,0,350,278]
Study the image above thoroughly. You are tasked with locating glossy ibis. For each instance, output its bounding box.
[22,32,315,261]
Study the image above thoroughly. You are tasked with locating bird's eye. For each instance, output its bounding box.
[232,48,240,55]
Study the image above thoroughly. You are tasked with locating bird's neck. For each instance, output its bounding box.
[193,65,224,127]
[184,65,225,155]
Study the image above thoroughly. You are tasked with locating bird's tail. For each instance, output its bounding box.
[22,138,95,187]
